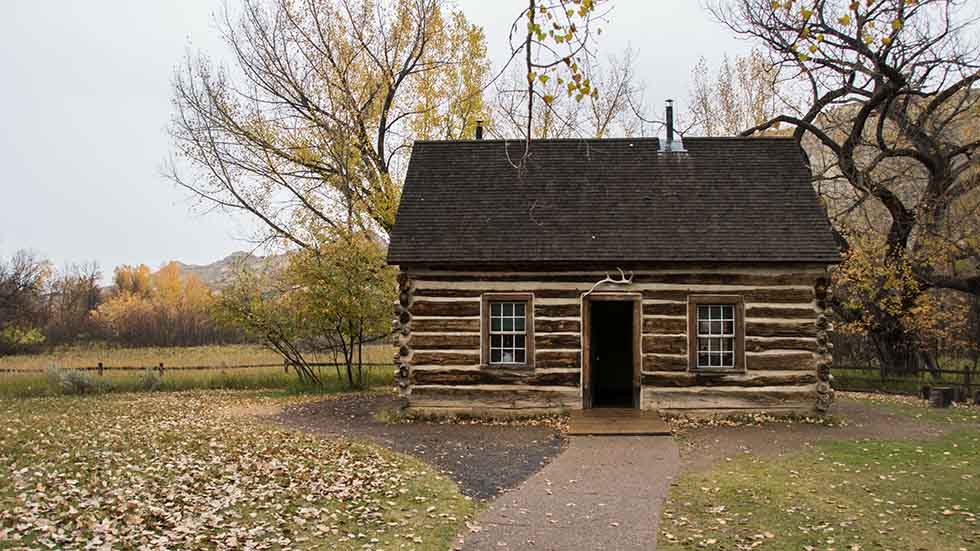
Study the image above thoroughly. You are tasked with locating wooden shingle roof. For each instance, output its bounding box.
[387,137,840,267]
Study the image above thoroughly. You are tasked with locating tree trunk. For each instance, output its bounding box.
[357,325,364,389]
[345,332,355,389]
[871,321,919,377]
[919,350,940,378]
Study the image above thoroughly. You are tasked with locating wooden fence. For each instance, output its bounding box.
[831,364,979,400]
[0,361,392,375]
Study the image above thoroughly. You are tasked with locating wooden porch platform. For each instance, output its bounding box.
[567,408,671,436]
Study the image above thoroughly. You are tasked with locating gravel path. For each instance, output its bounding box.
[459,436,680,551]
[275,393,564,500]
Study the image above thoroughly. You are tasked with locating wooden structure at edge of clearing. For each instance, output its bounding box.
[392,266,835,415]
[386,137,840,415]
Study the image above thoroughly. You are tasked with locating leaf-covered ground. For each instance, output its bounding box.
[0,391,476,550]
[659,396,980,551]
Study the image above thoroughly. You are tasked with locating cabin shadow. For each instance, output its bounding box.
[589,300,635,408]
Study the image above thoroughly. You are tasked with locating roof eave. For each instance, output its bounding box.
[386,257,842,269]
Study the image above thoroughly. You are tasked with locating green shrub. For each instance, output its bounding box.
[136,369,163,392]
[45,365,109,395]
[0,325,46,354]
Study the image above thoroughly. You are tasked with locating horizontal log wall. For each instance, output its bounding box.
[642,385,819,411]
[396,266,830,414]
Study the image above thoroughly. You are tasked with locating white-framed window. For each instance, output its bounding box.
[489,301,527,364]
[695,304,736,368]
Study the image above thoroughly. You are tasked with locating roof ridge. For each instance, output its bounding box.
[412,136,797,145]
[412,137,659,145]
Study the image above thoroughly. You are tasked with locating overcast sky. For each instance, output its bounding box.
[0,1,749,277]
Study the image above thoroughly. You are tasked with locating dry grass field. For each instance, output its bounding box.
[0,344,394,398]
[0,343,392,371]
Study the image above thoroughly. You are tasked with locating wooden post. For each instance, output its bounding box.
[158,362,164,376]
[964,368,973,402]
[929,387,953,408]
[283,359,289,373]
[97,362,104,376]
[954,386,968,403]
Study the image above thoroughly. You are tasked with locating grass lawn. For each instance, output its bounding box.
[660,397,980,550]
[0,390,475,550]
[843,392,980,425]
[0,364,394,399]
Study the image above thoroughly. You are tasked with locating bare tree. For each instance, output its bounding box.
[44,262,102,344]
[710,0,980,372]
[0,251,50,327]
[688,49,792,137]
[491,48,643,140]
[0,251,51,352]
[490,0,615,157]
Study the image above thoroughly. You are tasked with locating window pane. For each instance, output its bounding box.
[489,301,529,364]
[721,305,734,319]
[694,303,739,369]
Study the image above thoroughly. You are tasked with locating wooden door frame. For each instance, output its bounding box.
[581,292,643,409]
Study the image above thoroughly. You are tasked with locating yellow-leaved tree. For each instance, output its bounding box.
[213,229,395,389]
[169,0,491,246]
[95,262,229,347]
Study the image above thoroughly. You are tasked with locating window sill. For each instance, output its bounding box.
[690,367,746,375]
[482,364,535,372]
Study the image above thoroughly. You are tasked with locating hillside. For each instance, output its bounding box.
[175,251,286,290]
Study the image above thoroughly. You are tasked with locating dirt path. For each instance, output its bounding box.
[275,393,564,500]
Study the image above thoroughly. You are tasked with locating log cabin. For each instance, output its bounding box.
[386,124,840,416]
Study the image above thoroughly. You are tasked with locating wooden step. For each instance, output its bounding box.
[567,409,671,436]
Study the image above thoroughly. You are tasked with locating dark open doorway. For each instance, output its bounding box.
[589,300,636,408]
